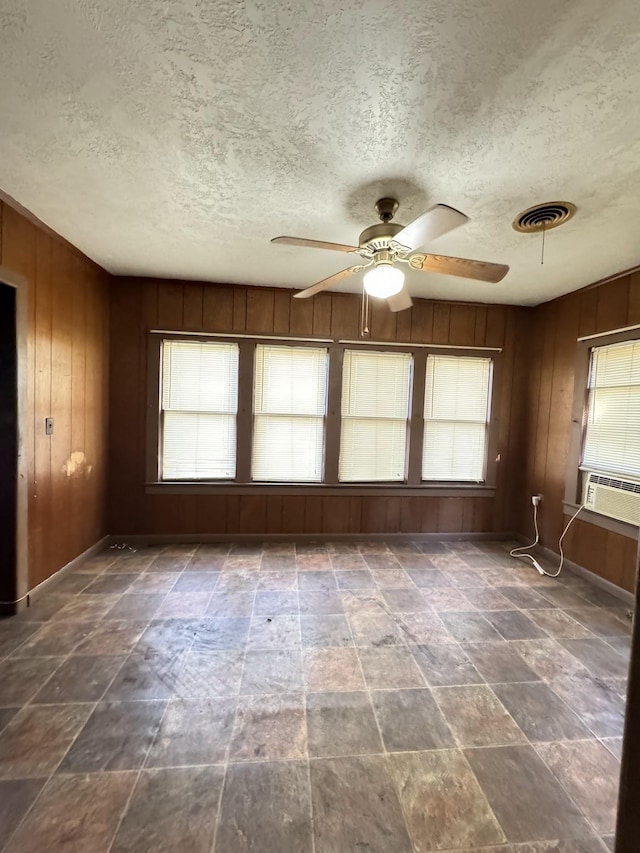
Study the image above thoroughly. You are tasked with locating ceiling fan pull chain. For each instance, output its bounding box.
[540,223,546,265]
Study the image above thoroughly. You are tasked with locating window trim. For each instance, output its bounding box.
[146,332,500,495]
[564,327,640,535]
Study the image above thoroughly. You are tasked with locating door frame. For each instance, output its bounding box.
[0,264,28,611]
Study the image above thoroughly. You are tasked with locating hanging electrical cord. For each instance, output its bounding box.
[510,497,585,578]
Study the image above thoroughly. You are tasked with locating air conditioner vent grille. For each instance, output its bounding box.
[589,473,640,495]
[584,472,640,526]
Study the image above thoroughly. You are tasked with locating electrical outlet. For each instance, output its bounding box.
[531,494,542,506]
[45,417,54,435]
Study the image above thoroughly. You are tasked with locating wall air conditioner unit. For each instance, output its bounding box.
[583,472,640,526]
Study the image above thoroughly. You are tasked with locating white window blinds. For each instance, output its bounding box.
[161,340,238,480]
[423,355,491,481]
[252,345,328,482]
[339,350,412,482]
[582,339,640,479]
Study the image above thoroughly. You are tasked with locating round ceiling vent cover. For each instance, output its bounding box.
[512,201,576,233]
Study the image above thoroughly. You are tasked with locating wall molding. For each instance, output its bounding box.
[110,531,514,546]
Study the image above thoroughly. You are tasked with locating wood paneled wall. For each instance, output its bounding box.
[108,277,528,538]
[0,201,110,588]
[520,271,640,591]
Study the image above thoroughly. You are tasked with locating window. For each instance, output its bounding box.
[582,339,640,479]
[339,350,412,482]
[252,345,329,482]
[150,335,498,491]
[161,340,238,479]
[422,355,492,481]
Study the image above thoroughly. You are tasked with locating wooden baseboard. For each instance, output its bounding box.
[110,531,515,547]
[1,535,111,616]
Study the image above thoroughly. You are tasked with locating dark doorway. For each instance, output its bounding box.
[0,283,17,607]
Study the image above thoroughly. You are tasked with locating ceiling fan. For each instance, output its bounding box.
[271,198,509,312]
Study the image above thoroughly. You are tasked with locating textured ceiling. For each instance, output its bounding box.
[1,0,640,306]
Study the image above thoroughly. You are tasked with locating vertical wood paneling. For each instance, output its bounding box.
[203,285,233,330]
[246,289,274,333]
[0,201,110,587]
[183,284,203,330]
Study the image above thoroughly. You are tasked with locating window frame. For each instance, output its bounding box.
[146,332,500,496]
[564,327,640,536]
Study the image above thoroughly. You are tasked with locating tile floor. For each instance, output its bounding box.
[0,538,632,852]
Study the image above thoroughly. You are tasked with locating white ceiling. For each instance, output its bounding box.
[1,0,640,306]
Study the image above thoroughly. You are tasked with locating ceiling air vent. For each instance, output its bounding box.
[512,201,576,233]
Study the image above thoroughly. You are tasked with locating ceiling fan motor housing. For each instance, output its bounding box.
[358,221,404,251]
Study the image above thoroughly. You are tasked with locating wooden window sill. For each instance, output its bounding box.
[146,482,496,498]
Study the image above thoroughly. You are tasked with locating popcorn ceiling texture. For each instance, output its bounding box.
[1,0,639,305]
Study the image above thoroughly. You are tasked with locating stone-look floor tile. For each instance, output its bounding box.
[327,541,360,555]
[306,691,383,757]
[75,553,117,574]
[59,701,166,773]
[397,553,437,570]
[254,590,299,616]
[398,611,454,644]
[461,642,540,684]
[512,639,589,682]
[0,708,18,734]
[0,778,46,849]
[348,612,406,646]
[258,570,298,590]
[4,770,136,853]
[493,682,590,741]
[0,656,65,705]
[335,570,377,590]
[604,635,631,656]
[215,571,260,594]
[230,543,263,556]
[496,586,555,610]
[0,704,92,778]
[147,555,193,572]
[106,653,181,701]
[147,698,236,767]
[32,654,125,704]
[240,649,303,694]
[223,555,262,572]
[564,608,631,638]
[461,587,515,610]
[434,685,526,747]
[303,648,366,692]
[340,589,387,617]
[186,554,225,572]
[196,544,229,557]
[83,573,137,595]
[512,841,611,853]
[105,593,165,621]
[527,608,595,639]
[216,760,312,853]
[460,552,499,568]
[404,568,451,587]
[261,541,295,555]
[363,553,403,571]
[175,650,244,698]
[206,591,256,617]
[129,572,181,594]
[298,570,337,591]
[10,620,96,657]
[134,619,197,655]
[53,594,122,621]
[331,553,368,571]
[440,611,503,642]
[485,610,548,640]
[156,592,211,619]
[0,621,41,657]
[311,755,412,853]
[538,586,595,609]
[300,614,353,648]
[170,572,218,592]
[372,688,455,752]
[357,541,390,555]
[16,593,75,622]
[298,590,344,615]
[369,568,414,588]
[559,638,630,680]
[412,643,484,686]
[191,617,250,651]
[260,554,298,572]
[466,745,593,842]
[248,614,301,649]
[111,766,224,853]
[550,671,626,737]
[536,740,621,833]
[52,573,96,594]
[429,553,469,569]
[359,646,426,689]
[388,749,505,852]
[380,588,429,612]
[442,569,490,588]
[297,554,332,571]
[420,587,474,611]
[600,736,623,760]
[229,692,306,761]
[297,542,328,555]
[76,620,148,655]
[600,836,615,851]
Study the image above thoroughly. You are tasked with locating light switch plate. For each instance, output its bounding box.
[45,417,54,435]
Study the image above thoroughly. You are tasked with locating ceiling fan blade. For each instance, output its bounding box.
[272,236,359,253]
[294,265,364,299]
[387,289,413,313]
[394,204,468,251]
[410,253,509,283]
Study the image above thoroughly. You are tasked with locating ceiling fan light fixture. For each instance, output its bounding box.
[363,263,404,298]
